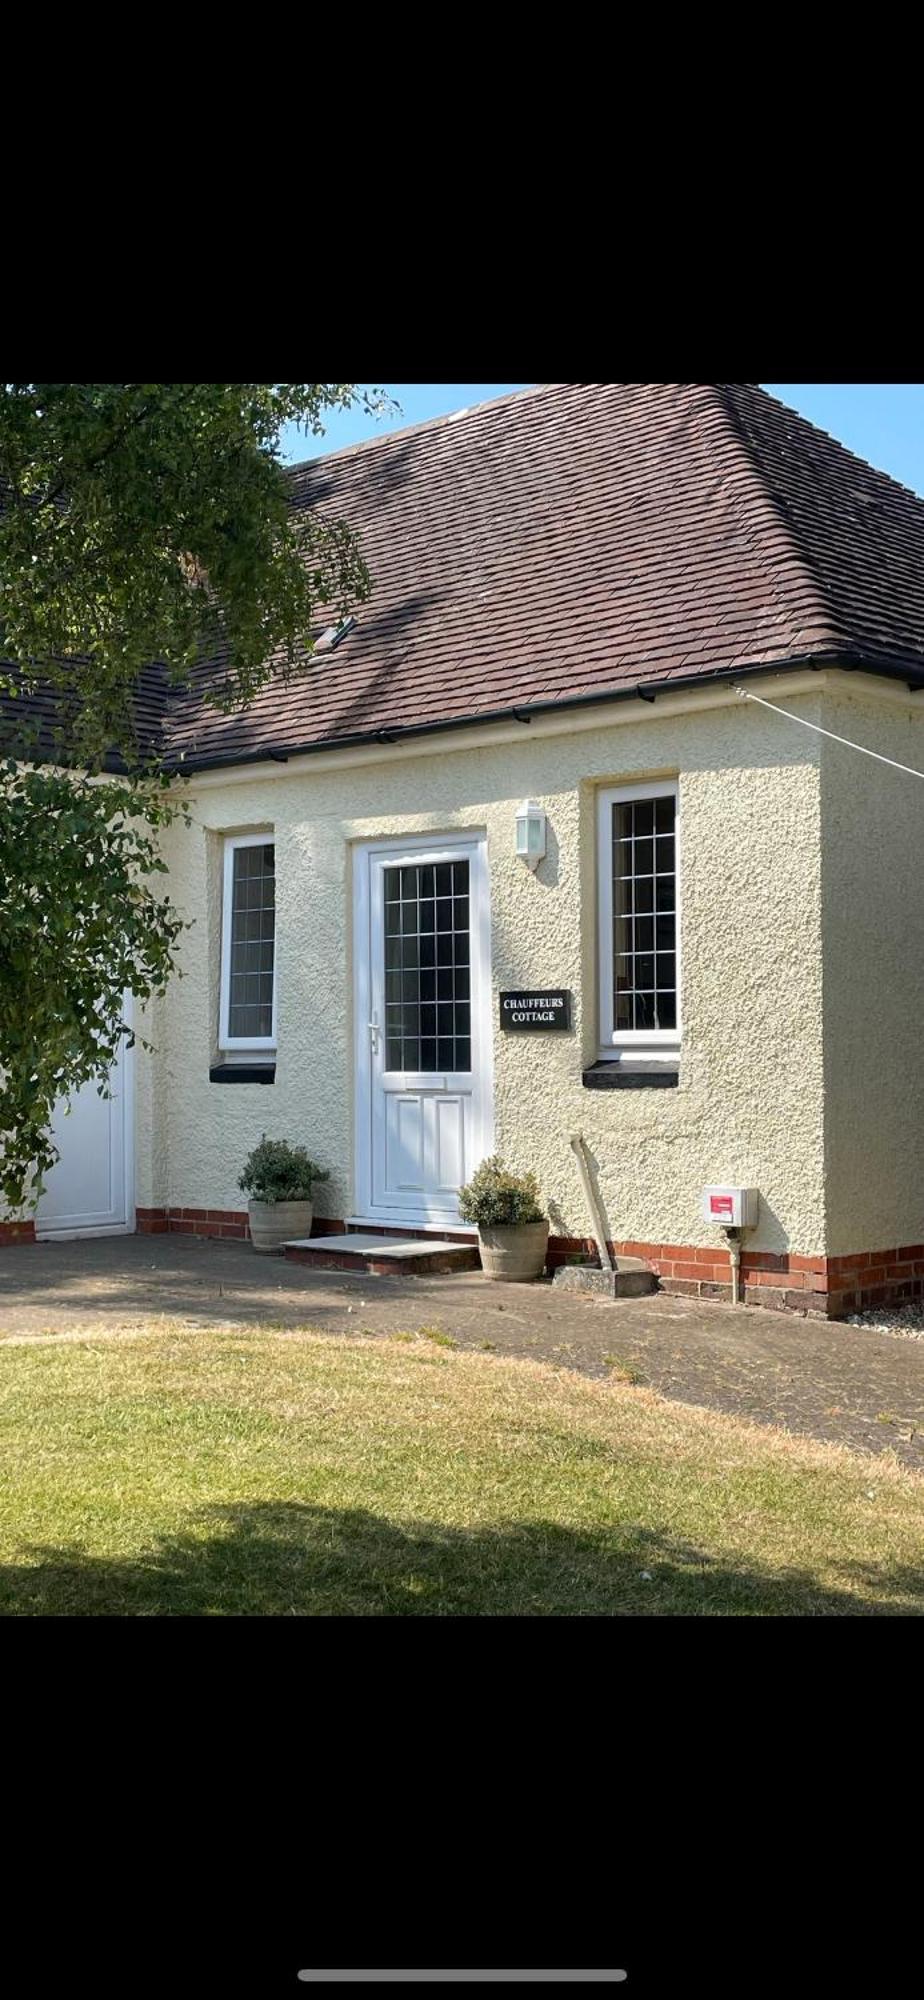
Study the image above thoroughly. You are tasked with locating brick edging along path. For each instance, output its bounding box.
[548,1238,924,1320]
[128,1212,924,1321]
[136,1206,248,1241]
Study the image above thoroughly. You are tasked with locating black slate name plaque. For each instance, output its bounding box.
[500,989,572,1031]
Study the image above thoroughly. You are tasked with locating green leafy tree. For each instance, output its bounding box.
[0,383,382,1208]
[0,764,187,1207]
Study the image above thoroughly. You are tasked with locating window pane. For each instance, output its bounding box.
[655,795,675,833]
[610,796,677,1039]
[227,843,275,1040]
[656,834,675,873]
[655,914,675,952]
[614,804,633,845]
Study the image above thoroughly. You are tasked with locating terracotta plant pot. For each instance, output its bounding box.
[477,1219,549,1282]
[247,1198,314,1255]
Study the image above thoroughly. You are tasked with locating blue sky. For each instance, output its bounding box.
[280,384,924,496]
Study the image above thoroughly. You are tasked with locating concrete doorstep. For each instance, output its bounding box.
[285,1233,481,1278]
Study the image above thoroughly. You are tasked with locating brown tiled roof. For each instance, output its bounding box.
[0,658,169,769]
[10,384,924,772]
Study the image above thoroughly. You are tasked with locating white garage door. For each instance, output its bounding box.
[34,1035,134,1240]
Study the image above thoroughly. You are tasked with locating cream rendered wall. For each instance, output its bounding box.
[820,681,924,1255]
[134,990,168,1210]
[138,688,830,1258]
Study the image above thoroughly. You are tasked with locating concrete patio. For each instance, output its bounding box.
[2,1233,924,1469]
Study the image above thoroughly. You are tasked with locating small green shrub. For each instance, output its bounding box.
[238,1136,329,1205]
[457,1155,545,1228]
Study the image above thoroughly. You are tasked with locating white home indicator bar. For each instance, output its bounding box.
[297,1976,627,1986]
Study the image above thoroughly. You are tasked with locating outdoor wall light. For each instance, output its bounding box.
[515,799,547,870]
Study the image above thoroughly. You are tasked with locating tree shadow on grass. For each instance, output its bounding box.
[1,1503,922,1616]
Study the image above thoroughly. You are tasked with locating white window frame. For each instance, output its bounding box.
[219,833,278,1053]
[597,779,680,1059]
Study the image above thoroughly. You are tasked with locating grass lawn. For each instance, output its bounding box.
[1,1318,923,1615]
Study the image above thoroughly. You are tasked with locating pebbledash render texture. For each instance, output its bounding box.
[128,679,924,1320]
[6,384,924,1319]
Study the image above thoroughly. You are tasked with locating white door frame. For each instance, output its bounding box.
[353,830,494,1227]
[34,999,136,1241]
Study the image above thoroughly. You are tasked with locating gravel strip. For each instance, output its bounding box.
[848,1305,924,1341]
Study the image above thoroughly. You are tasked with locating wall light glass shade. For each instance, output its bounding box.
[516,799,547,870]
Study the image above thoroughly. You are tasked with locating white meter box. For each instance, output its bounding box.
[701,1186,759,1229]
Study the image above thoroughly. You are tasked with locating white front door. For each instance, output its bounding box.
[355,835,494,1227]
[35,1032,133,1239]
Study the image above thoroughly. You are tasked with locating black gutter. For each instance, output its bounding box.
[167,650,924,777]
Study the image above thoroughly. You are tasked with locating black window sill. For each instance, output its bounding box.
[209,1063,276,1085]
[582,1060,679,1090]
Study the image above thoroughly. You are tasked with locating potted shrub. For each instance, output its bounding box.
[458,1154,549,1282]
[238,1136,329,1254]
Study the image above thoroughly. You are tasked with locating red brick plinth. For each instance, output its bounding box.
[546,1237,924,1320]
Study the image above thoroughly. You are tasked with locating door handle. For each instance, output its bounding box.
[368,1014,380,1055]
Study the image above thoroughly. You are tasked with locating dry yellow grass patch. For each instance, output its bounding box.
[0,1321,921,1614]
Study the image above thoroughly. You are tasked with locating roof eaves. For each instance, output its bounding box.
[167,649,924,776]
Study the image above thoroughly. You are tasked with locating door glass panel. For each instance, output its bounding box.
[384,859,472,1071]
